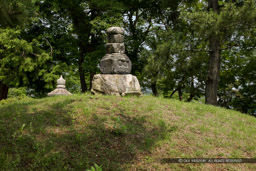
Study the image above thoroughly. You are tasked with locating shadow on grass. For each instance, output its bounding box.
[0,98,175,170]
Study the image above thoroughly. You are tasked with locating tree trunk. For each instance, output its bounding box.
[205,0,220,105]
[150,72,159,97]
[205,35,220,105]
[178,89,183,101]
[170,88,178,98]
[208,0,219,12]
[0,81,9,101]
[187,79,195,102]
[71,13,90,94]
[187,93,195,102]
[78,54,87,93]
[89,72,95,91]
[151,81,158,97]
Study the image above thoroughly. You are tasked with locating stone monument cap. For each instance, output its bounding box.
[57,75,65,86]
[107,27,124,35]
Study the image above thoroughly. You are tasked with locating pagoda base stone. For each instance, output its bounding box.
[48,88,72,96]
[91,74,142,96]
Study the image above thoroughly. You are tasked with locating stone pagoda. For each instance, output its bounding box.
[48,75,72,96]
[91,27,142,96]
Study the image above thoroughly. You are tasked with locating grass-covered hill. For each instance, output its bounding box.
[0,94,256,170]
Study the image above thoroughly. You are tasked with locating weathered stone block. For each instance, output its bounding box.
[107,34,124,43]
[100,53,131,74]
[106,43,125,54]
[107,27,124,35]
[91,74,142,96]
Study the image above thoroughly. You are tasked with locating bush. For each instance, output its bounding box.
[8,87,27,98]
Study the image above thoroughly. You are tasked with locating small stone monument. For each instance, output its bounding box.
[48,75,72,96]
[91,27,142,96]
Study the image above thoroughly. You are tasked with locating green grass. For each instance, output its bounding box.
[0,94,256,170]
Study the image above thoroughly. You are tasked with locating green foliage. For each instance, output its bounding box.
[0,28,57,95]
[181,0,256,46]
[143,0,256,110]
[178,0,256,111]
[0,0,37,28]
[230,54,256,115]
[36,0,125,92]
[8,87,27,98]
[143,25,208,100]
[86,163,102,171]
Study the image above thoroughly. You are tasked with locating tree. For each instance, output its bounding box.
[181,0,256,105]
[143,26,208,100]
[0,0,39,100]
[0,29,54,100]
[38,0,123,93]
[0,0,36,28]
[205,0,220,105]
[141,0,203,98]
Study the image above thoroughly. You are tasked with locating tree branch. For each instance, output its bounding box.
[181,49,210,52]
[44,38,53,57]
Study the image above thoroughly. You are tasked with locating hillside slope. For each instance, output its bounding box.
[0,95,256,170]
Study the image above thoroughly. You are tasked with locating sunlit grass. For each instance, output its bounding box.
[0,94,256,170]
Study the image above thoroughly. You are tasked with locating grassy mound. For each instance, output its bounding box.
[0,94,256,170]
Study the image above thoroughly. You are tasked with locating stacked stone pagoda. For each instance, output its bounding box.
[48,75,72,96]
[91,27,142,96]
